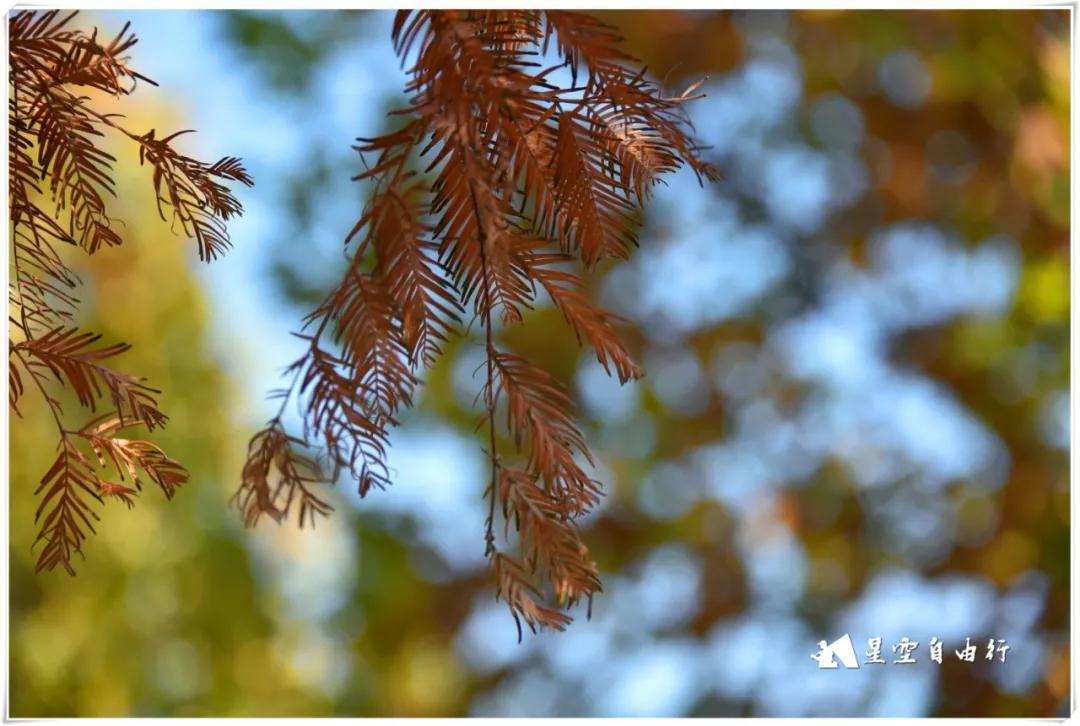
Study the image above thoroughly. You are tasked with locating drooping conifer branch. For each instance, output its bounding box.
[238,9,714,633]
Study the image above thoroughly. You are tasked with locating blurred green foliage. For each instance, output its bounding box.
[8,112,327,715]
[218,10,369,92]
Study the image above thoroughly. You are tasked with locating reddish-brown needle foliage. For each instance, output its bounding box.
[238,10,714,635]
[8,10,252,574]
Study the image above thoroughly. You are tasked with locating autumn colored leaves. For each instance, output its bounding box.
[11,10,711,631]
[238,10,713,634]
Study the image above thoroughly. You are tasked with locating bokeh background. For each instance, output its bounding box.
[8,9,1070,717]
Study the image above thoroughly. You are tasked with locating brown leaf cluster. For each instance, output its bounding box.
[8,11,252,574]
[239,10,713,635]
